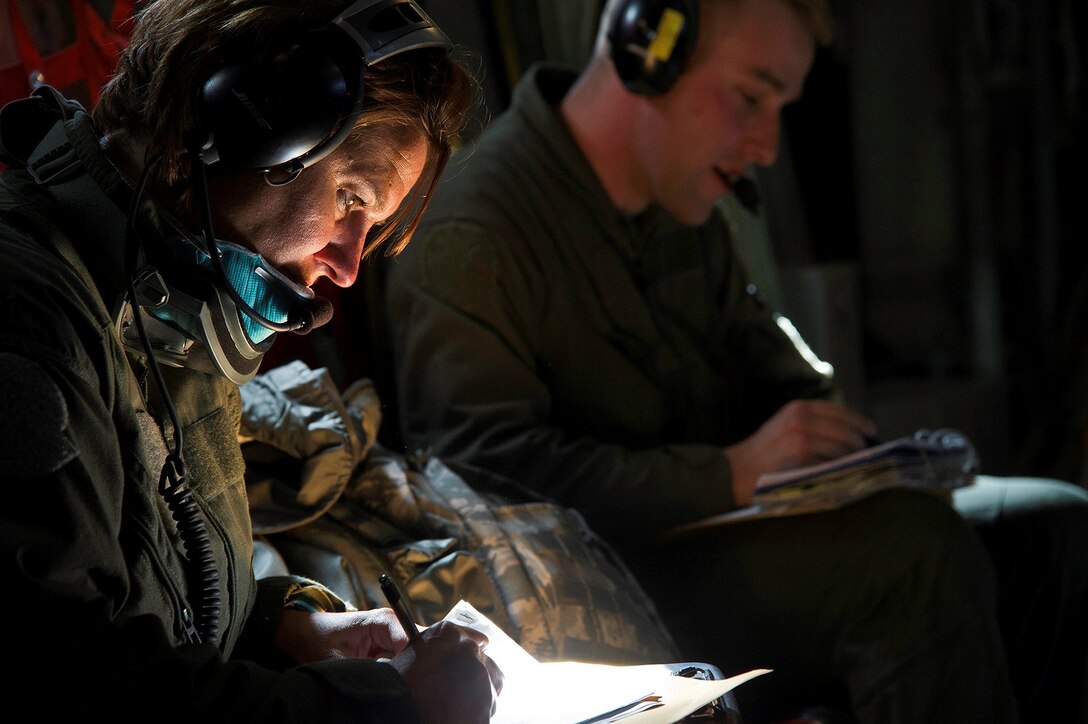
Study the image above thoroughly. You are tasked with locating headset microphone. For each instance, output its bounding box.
[731,175,761,214]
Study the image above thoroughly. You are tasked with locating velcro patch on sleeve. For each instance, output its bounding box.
[0,352,78,478]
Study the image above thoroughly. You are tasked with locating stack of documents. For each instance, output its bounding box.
[443,600,770,723]
[669,428,978,530]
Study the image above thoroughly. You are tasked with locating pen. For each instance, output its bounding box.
[379,573,421,643]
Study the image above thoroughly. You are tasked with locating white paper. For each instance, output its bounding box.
[442,600,771,724]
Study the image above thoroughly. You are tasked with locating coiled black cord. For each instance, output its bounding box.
[125,155,221,646]
[157,453,221,645]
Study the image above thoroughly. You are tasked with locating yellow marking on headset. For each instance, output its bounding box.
[647,8,686,63]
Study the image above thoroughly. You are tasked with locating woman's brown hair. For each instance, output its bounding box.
[93,0,475,254]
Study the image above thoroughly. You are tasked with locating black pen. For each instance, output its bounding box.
[379,574,421,643]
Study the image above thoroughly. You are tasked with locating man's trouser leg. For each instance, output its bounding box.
[955,475,1088,723]
[627,488,1017,724]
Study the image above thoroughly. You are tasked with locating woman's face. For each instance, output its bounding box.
[208,126,430,290]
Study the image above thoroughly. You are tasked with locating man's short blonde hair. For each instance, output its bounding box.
[778,0,834,47]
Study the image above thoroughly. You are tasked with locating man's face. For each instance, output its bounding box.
[635,0,816,224]
[207,127,429,291]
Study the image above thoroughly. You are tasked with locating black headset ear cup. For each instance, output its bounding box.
[199,35,360,170]
[608,0,698,96]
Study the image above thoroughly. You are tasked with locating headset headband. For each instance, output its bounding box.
[198,0,452,179]
[288,0,451,176]
[334,0,451,65]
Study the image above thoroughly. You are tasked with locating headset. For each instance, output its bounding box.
[129,0,452,384]
[607,0,699,97]
[607,0,762,214]
[197,0,451,180]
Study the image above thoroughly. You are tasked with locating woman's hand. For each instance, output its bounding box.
[275,609,502,722]
[275,607,410,663]
[390,620,504,724]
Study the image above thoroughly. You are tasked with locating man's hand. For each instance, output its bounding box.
[391,620,504,724]
[724,399,877,506]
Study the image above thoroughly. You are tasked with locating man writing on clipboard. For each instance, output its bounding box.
[375,0,1088,721]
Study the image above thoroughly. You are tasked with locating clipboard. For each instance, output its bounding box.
[666,428,978,533]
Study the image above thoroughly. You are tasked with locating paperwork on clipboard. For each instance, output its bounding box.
[443,599,770,723]
[667,428,978,533]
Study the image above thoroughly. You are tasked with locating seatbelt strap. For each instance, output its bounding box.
[25,118,83,185]
[16,86,133,241]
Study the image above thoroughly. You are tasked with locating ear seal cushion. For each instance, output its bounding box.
[199,31,358,170]
[608,0,699,96]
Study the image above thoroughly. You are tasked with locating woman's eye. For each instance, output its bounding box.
[337,189,362,214]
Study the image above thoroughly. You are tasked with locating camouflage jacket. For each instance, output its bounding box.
[241,360,680,664]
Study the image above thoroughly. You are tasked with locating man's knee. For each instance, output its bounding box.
[956,475,1088,563]
[852,489,995,599]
